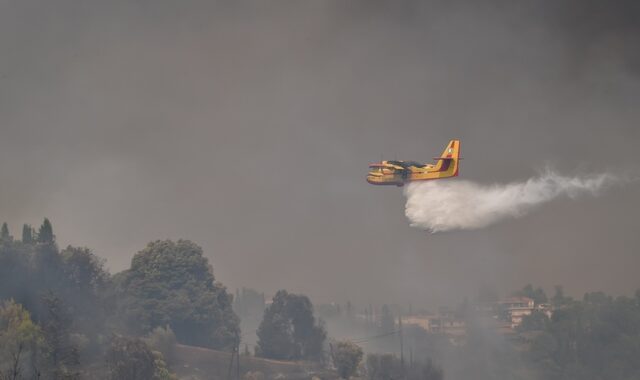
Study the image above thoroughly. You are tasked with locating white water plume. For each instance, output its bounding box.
[404,171,616,232]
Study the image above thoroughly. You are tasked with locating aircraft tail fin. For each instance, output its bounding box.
[433,139,461,176]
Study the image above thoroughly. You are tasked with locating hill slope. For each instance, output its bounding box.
[173,344,336,380]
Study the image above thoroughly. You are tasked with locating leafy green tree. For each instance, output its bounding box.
[31,241,65,309]
[37,218,54,244]
[332,340,363,379]
[0,300,45,380]
[0,240,30,305]
[106,336,174,380]
[256,290,326,361]
[0,221,114,344]
[40,294,79,379]
[60,247,108,291]
[145,326,177,366]
[517,310,549,332]
[151,350,176,380]
[255,297,294,360]
[118,240,239,349]
[286,292,326,360]
[527,291,640,380]
[59,246,111,340]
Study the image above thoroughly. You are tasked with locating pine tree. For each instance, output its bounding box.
[22,224,33,243]
[37,218,54,244]
[0,222,10,240]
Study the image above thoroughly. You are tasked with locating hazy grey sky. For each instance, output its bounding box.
[1,0,639,308]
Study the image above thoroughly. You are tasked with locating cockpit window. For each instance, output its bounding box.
[388,160,425,168]
[369,166,383,173]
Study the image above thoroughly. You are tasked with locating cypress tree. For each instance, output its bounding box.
[0,222,10,240]
[22,224,33,243]
[38,218,54,243]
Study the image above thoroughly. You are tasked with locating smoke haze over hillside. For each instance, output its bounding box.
[1,0,639,308]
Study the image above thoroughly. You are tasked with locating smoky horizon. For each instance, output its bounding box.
[1,0,639,310]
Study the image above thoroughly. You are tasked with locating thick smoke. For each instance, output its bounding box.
[404,170,615,232]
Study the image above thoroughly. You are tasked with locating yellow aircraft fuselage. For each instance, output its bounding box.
[367,140,460,186]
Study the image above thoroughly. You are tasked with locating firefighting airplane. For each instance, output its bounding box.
[367,139,461,186]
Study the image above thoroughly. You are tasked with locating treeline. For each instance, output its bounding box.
[6,219,638,380]
[0,219,110,379]
[0,219,240,379]
[0,219,340,380]
[520,288,640,380]
[0,218,447,379]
